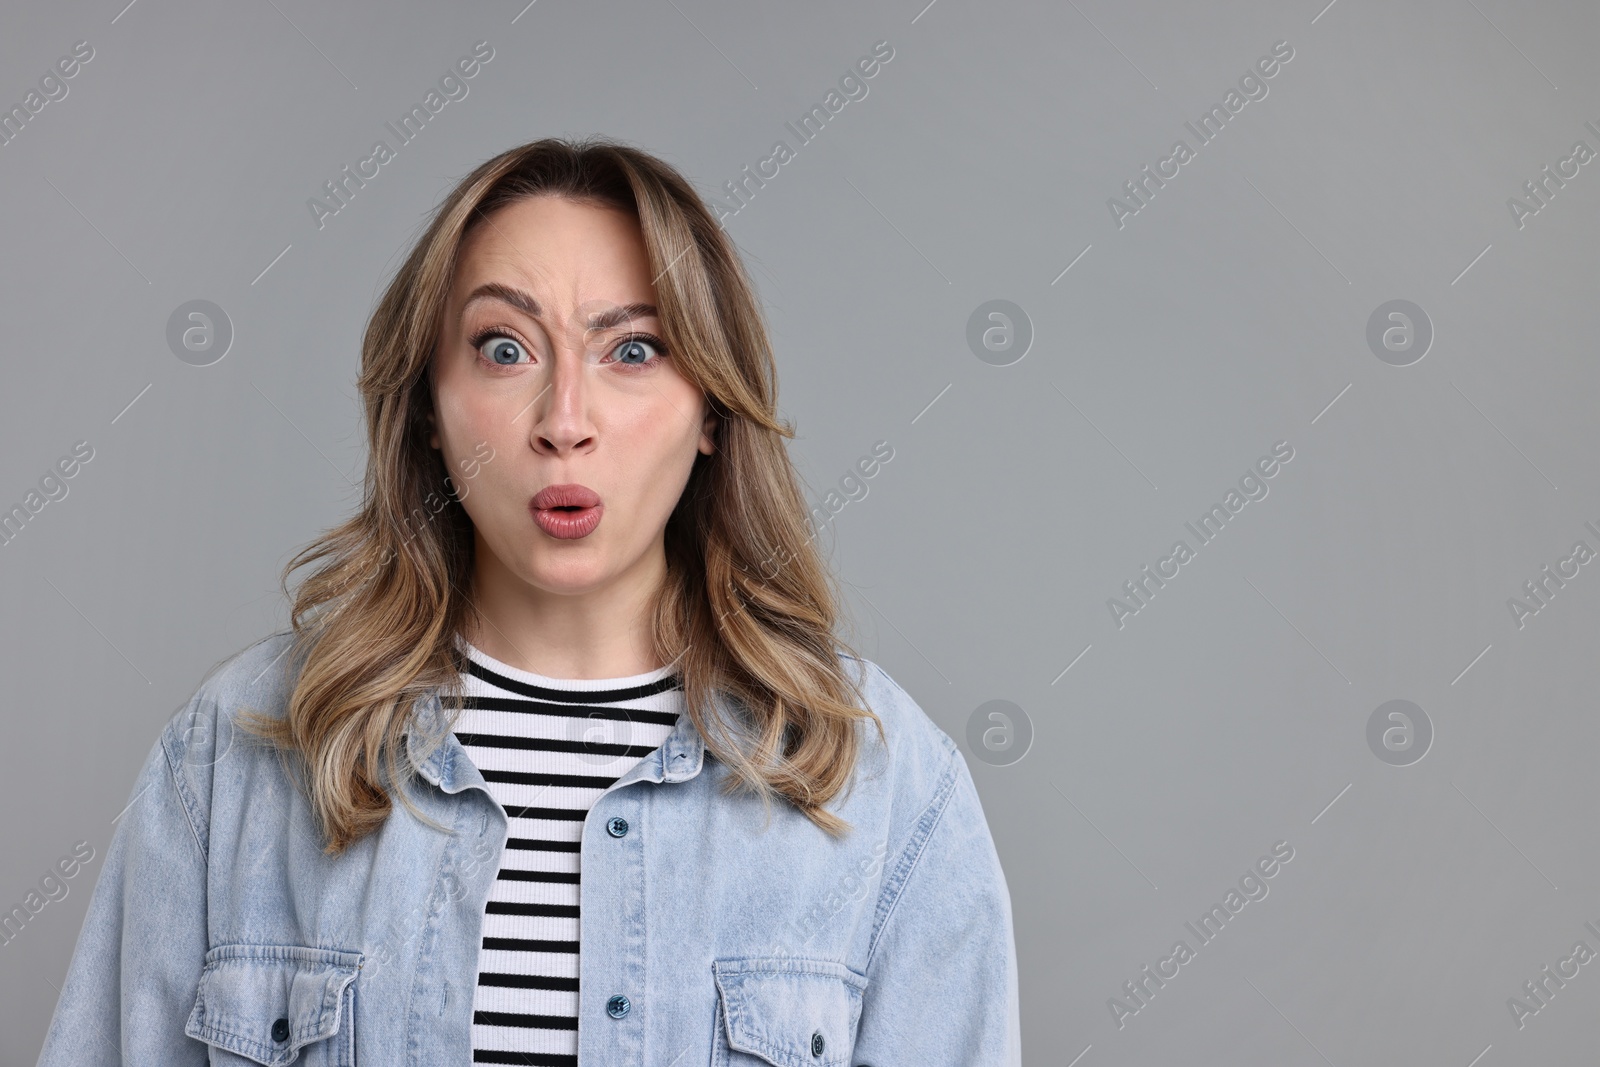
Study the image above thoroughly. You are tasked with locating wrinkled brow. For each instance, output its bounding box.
[459,284,657,330]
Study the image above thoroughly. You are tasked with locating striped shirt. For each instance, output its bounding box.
[450,640,684,1066]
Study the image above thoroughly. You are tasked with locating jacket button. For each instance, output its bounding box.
[606,994,631,1018]
[271,1017,290,1042]
[811,1030,825,1055]
[606,816,629,838]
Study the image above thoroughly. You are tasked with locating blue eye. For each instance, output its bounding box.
[612,334,667,368]
[472,331,529,365]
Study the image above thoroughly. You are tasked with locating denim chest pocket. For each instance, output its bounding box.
[184,944,363,1066]
[711,957,868,1067]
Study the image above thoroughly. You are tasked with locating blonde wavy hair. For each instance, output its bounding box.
[237,137,884,856]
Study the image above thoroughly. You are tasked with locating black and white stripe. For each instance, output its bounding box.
[451,641,683,1066]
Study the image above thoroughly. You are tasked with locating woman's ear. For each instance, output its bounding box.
[424,351,443,450]
[698,408,718,455]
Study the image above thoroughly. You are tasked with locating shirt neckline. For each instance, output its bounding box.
[456,636,680,691]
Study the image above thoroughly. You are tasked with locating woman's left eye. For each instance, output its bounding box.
[610,335,666,368]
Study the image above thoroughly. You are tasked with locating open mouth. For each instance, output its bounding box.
[530,484,604,539]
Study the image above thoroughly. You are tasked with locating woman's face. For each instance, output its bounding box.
[429,194,717,599]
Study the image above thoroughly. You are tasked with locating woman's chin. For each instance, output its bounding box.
[518,554,611,594]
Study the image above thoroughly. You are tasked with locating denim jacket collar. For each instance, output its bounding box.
[401,680,713,797]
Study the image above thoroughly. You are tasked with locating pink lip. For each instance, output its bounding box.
[532,483,601,510]
[531,483,603,540]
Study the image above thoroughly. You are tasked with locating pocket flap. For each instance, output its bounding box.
[713,957,867,1067]
[184,944,363,1066]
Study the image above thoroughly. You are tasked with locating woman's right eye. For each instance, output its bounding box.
[473,332,530,366]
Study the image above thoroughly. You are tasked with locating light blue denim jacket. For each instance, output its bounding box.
[36,631,1022,1065]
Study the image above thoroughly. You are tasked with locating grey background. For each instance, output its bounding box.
[3,0,1597,1062]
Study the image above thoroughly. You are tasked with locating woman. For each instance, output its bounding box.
[37,137,1021,1066]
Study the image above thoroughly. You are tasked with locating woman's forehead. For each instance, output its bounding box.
[453,206,656,314]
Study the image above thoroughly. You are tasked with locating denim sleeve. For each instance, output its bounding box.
[852,747,1024,1065]
[35,713,210,1066]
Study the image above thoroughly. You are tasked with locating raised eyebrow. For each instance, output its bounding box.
[586,303,659,330]
[461,282,541,321]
